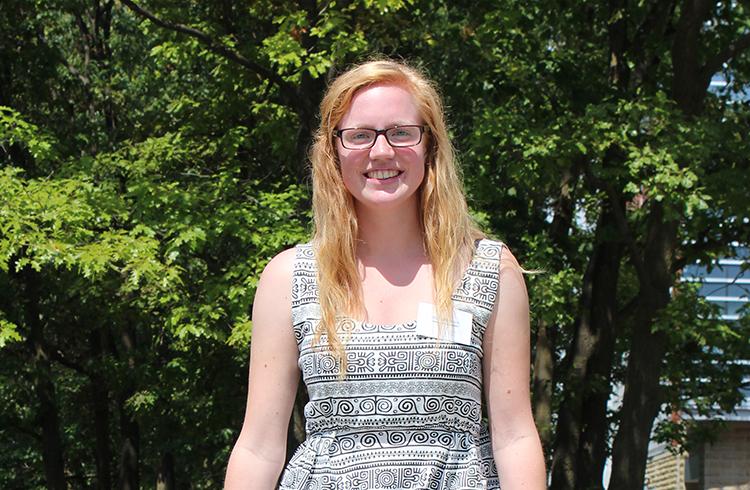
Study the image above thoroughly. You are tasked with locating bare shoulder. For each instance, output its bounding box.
[495,244,529,314]
[252,247,298,326]
[498,243,522,269]
[498,244,525,280]
[259,247,297,282]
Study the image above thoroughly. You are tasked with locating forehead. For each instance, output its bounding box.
[339,82,421,127]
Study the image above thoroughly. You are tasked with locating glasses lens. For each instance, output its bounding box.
[386,126,421,146]
[341,129,376,148]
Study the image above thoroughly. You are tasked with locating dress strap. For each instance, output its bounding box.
[291,244,320,344]
[452,238,504,331]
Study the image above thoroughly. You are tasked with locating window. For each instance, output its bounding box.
[684,445,703,490]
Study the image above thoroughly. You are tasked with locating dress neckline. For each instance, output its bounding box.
[345,244,479,327]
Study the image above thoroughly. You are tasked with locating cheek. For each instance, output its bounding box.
[415,164,427,187]
[339,161,362,194]
[336,145,358,168]
[335,147,353,179]
[413,149,428,180]
[341,165,355,183]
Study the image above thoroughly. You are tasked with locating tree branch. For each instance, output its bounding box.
[703,31,750,78]
[1,416,42,442]
[633,0,677,46]
[670,0,720,114]
[616,293,640,322]
[608,0,631,88]
[548,158,581,261]
[118,0,297,101]
[604,181,650,286]
[47,344,90,376]
[583,165,650,287]
[630,0,678,88]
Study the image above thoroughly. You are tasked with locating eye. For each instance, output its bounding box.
[387,126,419,142]
[350,131,372,140]
[342,129,375,144]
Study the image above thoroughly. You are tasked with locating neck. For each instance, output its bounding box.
[354,200,425,260]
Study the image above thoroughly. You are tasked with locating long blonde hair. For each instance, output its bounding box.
[310,59,484,364]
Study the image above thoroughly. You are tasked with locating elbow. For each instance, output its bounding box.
[225,440,287,489]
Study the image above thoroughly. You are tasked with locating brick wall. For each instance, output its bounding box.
[644,421,750,490]
[645,448,685,490]
[705,422,750,490]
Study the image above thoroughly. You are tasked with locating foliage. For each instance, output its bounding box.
[1,0,749,488]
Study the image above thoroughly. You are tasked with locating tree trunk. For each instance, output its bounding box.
[35,369,67,490]
[533,160,577,456]
[550,206,622,490]
[608,205,678,490]
[532,317,554,452]
[156,452,175,490]
[575,239,622,489]
[671,0,715,116]
[90,329,113,490]
[118,406,140,490]
[608,318,667,490]
[21,267,67,490]
[117,325,140,490]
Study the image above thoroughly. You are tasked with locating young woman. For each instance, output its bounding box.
[225,59,546,489]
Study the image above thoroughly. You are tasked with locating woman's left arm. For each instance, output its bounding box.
[483,246,547,489]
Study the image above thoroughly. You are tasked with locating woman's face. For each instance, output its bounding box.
[335,83,427,213]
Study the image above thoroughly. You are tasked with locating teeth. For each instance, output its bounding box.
[367,170,400,179]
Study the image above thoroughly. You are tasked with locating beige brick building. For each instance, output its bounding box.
[645,421,750,490]
[643,252,750,490]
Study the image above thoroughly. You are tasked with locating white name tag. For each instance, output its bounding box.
[416,302,473,345]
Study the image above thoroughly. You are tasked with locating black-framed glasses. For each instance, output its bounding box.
[333,125,428,149]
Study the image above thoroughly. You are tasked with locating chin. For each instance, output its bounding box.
[354,193,420,212]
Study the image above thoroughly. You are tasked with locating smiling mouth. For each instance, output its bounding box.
[365,170,402,180]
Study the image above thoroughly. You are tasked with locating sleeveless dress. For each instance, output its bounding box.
[279,239,504,489]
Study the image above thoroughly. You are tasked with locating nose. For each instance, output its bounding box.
[369,133,395,158]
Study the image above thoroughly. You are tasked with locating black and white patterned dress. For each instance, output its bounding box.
[279,239,504,489]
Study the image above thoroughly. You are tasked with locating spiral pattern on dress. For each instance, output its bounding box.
[281,240,504,489]
[376,398,393,413]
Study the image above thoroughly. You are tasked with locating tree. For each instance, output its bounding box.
[2,1,749,488]
[406,2,750,488]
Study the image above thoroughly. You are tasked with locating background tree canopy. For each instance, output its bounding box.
[1,1,749,489]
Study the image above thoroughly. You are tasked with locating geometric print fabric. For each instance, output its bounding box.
[279,239,504,489]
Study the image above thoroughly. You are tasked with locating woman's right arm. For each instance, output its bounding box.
[225,248,300,489]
